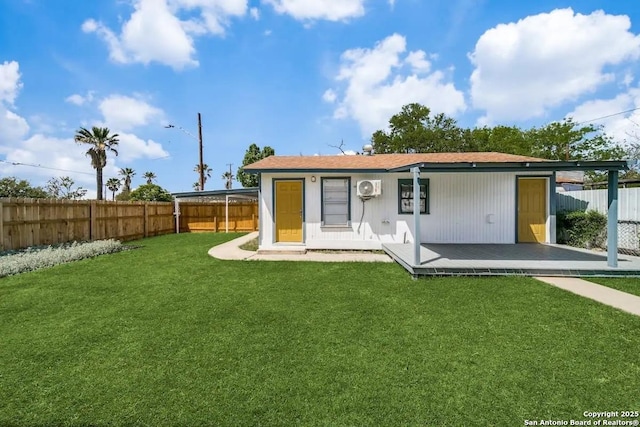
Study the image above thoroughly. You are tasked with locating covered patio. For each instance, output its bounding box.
[387,159,632,277]
[382,243,640,277]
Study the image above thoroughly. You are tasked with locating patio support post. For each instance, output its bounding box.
[549,172,556,244]
[412,167,421,266]
[607,170,619,267]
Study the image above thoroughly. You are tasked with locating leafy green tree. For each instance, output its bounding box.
[237,143,275,187]
[525,119,624,161]
[193,164,212,190]
[74,127,119,200]
[46,176,87,200]
[370,104,625,166]
[143,171,157,184]
[0,177,48,198]
[129,184,173,202]
[371,103,463,153]
[106,178,121,201]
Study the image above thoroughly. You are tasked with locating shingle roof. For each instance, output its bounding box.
[243,152,550,171]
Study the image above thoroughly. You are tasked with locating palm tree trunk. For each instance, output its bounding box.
[96,167,103,200]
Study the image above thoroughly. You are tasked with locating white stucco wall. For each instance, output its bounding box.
[258,171,551,250]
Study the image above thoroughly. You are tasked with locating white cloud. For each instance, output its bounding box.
[325,33,466,136]
[82,0,248,70]
[0,109,30,146]
[99,94,164,131]
[470,8,640,124]
[116,132,170,162]
[406,51,430,73]
[263,0,365,21]
[250,7,260,19]
[567,89,640,147]
[322,89,337,103]
[65,91,95,106]
[0,61,22,105]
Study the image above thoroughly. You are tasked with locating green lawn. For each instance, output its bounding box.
[1,233,639,426]
[587,277,640,297]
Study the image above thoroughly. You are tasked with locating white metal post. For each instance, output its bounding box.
[412,167,421,266]
[174,198,180,234]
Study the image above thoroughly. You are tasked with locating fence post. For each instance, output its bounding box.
[144,202,149,238]
[0,201,4,250]
[252,213,256,231]
[90,201,97,241]
[214,216,217,232]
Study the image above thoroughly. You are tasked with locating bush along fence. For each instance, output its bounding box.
[0,198,259,251]
[557,188,640,256]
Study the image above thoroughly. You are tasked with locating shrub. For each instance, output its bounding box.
[0,240,126,277]
[557,210,607,249]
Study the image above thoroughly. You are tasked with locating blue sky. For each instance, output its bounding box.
[1,0,639,196]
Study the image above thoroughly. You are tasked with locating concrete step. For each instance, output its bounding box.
[257,248,307,255]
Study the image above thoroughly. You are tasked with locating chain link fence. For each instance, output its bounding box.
[617,220,640,256]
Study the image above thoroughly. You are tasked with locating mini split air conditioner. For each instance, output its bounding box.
[357,180,382,198]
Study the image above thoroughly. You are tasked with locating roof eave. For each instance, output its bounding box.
[388,160,630,173]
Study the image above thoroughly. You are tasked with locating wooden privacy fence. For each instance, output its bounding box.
[0,198,259,251]
[178,202,258,233]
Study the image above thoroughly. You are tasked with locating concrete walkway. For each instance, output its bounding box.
[535,276,640,317]
[208,232,392,263]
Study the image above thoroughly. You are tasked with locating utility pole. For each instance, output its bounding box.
[198,112,205,191]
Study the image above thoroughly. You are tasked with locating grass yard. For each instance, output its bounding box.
[1,233,639,426]
[587,277,640,297]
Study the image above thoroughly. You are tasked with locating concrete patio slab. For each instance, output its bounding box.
[383,243,640,277]
[535,276,640,317]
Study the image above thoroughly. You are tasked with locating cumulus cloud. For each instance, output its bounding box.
[82,0,248,69]
[116,132,170,163]
[567,88,640,147]
[250,7,260,19]
[65,91,95,106]
[470,8,640,124]
[325,33,466,136]
[0,61,22,105]
[98,94,164,131]
[263,0,365,21]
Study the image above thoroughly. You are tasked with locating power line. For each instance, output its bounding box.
[574,107,640,126]
[0,159,94,176]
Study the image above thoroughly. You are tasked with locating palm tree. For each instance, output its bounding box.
[222,171,234,190]
[119,168,136,193]
[74,127,119,200]
[143,171,157,184]
[106,178,121,201]
[193,163,212,190]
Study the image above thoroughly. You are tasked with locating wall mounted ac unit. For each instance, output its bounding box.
[357,180,382,197]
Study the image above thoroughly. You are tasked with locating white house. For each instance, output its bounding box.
[244,152,627,267]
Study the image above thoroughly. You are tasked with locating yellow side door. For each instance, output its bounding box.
[518,178,547,243]
[275,181,303,243]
